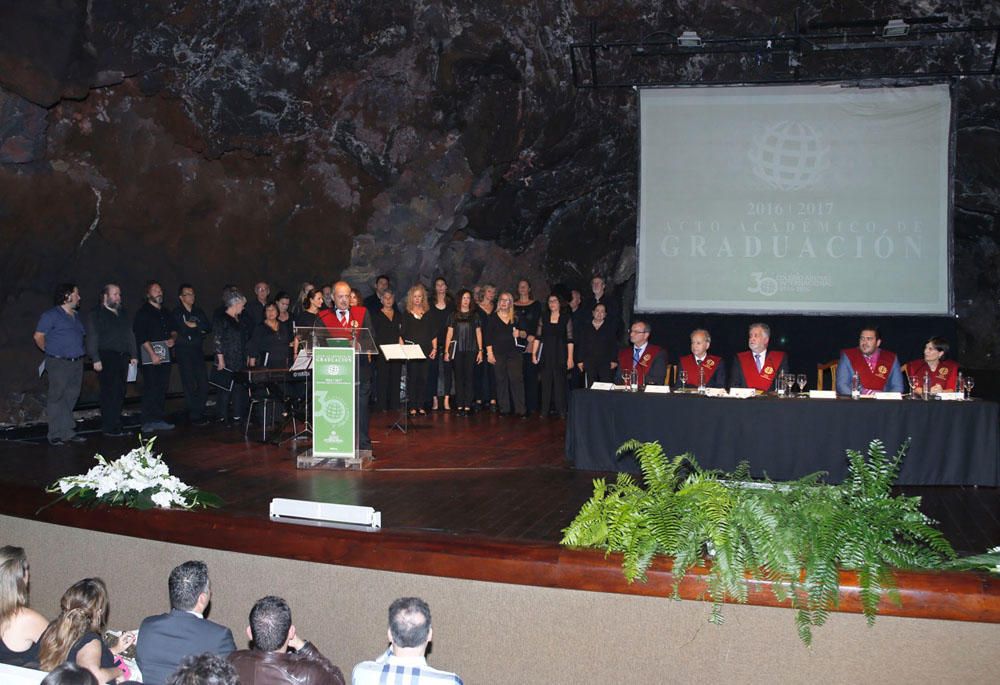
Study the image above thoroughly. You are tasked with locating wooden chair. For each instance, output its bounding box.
[666,363,677,386]
[816,360,838,391]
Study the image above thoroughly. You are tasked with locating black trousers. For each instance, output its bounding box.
[521,352,538,413]
[407,359,429,410]
[375,356,402,411]
[358,358,372,450]
[140,362,172,424]
[97,349,129,433]
[493,353,526,415]
[539,358,568,416]
[452,351,476,409]
[175,345,208,421]
[475,354,496,405]
[217,380,248,422]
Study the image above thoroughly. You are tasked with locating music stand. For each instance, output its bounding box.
[275,348,314,445]
[381,343,427,434]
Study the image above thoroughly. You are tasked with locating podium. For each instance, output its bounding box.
[294,326,377,470]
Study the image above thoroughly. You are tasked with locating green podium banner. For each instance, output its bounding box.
[312,344,356,457]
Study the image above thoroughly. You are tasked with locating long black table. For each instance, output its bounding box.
[566,389,1000,486]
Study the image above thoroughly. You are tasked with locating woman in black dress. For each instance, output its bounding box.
[485,292,526,416]
[575,302,619,385]
[400,284,437,415]
[427,276,453,411]
[513,278,541,415]
[38,578,126,683]
[532,293,574,418]
[372,289,403,411]
[445,289,483,416]
[212,289,249,424]
[248,302,292,369]
[475,283,498,412]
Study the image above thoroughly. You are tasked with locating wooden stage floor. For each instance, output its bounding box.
[2,408,999,623]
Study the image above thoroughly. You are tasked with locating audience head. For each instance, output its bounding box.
[40,663,98,685]
[406,284,429,314]
[38,578,110,670]
[168,560,210,612]
[388,597,432,653]
[924,336,950,360]
[747,322,770,354]
[101,283,122,310]
[166,652,239,685]
[0,545,30,624]
[53,283,79,308]
[248,595,292,652]
[690,329,712,357]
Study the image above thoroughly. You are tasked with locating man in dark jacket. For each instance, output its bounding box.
[172,283,212,425]
[229,596,345,685]
[86,283,138,436]
[133,280,178,432]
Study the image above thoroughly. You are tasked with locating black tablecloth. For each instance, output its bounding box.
[566,390,1000,486]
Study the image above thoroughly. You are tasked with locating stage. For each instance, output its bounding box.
[3,408,1000,681]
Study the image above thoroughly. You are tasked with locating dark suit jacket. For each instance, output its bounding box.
[615,344,668,385]
[136,609,236,685]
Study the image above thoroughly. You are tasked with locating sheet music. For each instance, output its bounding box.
[381,343,426,360]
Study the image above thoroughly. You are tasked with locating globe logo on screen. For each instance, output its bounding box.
[748,121,829,191]
[322,398,348,425]
[324,364,342,377]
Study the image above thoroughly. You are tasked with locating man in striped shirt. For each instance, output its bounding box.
[352,597,463,685]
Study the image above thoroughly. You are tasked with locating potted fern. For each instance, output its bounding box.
[560,439,956,644]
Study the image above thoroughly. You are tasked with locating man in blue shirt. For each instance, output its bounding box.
[33,283,87,445]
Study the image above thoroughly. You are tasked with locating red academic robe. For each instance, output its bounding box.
[842,348,897,392]
[735,350,785,391]
[906,358,960,391]
[678,353,722,387]
[617,344,667,386]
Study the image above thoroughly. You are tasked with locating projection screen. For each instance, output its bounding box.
[636,84,952,314]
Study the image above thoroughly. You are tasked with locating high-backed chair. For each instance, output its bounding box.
[816,360,838,391]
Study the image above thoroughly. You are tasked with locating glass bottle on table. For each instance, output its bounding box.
[851,372,860,399]
[697,365,706,395]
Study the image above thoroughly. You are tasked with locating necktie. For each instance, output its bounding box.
[755,353,762,371]
[338,310,346,324]
[696,358,703,365]
[633,348,641,365]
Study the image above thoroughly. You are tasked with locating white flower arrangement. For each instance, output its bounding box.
[45,437,221,510]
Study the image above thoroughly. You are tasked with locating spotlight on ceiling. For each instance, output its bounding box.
[677,31,703,48]
[882,19,910,38]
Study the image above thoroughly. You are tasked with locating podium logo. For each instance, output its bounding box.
[748,121,829,191]
[323,364,342,377]
[321,398,348,425]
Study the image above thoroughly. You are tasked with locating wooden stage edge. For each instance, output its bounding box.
[5,480,999,625]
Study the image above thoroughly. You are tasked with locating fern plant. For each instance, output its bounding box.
[560,439,956,644]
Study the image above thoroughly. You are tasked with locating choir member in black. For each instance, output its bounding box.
[485,292,526,417]
[445,290,483,416]
[349,288,364,309]
[274,291,293,330]
[372,289,403,411]
[583,275,622,338]
[427,276,453,411]
[575,303,618,386]
[172,283,212,425]
[400,284,437,415]
[474,284,498,412]
[294,289,326,330]
[532,294,574,418]
[291,282,314,318]
[133,280,178,433]
[212,289,249,424]
[513,278,541,415]
[248,303,292,369]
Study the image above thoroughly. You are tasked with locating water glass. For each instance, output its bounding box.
[678,369,688,390]
[796,373,807,396]
[963,375,975,400]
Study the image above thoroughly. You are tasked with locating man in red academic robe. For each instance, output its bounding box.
[836,326,904,396]
[728,322,789,392]
[318,281,374,452]
[615,320,667,386]
[678,328,726,389]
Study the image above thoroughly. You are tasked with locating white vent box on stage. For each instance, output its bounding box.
[269,498,381,531]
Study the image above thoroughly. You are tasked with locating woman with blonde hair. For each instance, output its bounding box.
[0,545,48,667]
[37,578,126,684]
[400,284,437,415]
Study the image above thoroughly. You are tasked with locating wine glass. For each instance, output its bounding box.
[796,373,807,396]
[907,374,919,399]
[784,373,796,398]
[622,370,632,390]
[963,375,975,400]
[678,369,688,390]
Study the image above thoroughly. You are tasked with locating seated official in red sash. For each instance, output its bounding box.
[906,336,959,395]
[728,322,789,392]
[835,326,904,396]
[678,328,726,389]
[614,320,667,386]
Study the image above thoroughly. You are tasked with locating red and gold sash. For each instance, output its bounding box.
[906,358,959,391]
[843,348,896,391]
[736,350,784,391]
[679,354,721,386]
[319,305,367,336]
